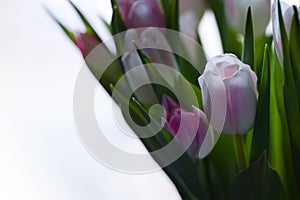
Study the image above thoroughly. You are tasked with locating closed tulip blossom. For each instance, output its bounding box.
[121,27,179,104]
[117,0,165,28]
[75,33,100,58]
[179,0,206,39]
[162,95,212,158]
[225,0,271,37]
[272,1,300,65]
[198,54,258,135]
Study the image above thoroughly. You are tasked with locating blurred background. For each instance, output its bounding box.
[0,0,298,199]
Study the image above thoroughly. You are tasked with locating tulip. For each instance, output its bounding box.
[162,95,212,157]
[224,0,271,37]
[117,0,165,28]
[272,1,300,65]
[179,0,206,39]
[75,33,100,58]
[198,54,258,135]
[121,27,179,104]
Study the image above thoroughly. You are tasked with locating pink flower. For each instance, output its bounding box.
[225,0,270,37]
[162,95,212,158]
[179,0,206,39]
[75,33,100,58]
[121,28,179,104]
[272,1,300,65]
[198,54,258,135]
[117,0,165,28]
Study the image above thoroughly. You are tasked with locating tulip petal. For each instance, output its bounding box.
[126,0,165,28]
[272,1,290,64]
[199,70,229,134]
[226,69,257,134]
[75,33,100,58]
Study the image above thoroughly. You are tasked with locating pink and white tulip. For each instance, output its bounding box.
[179,0,206,39]
[198,54,258,135]
[225,0,271,37]
[121,27,179,104]
[117,0,165,28]
[75,33,100,58]
[272,1,300,65]
[162,95,211,157]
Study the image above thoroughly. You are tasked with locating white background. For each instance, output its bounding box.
[0,0,298,199]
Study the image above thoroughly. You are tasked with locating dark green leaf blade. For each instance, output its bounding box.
[110,1,126,35]
[289,5,300,113]
[288,5,300,189]
[44,7,76,43]
[111,85,208,200]
[166,0,179,31]
[68,0,102,42]
[230,152,285,200]
[250,44,270,163]
[242,7,255,70]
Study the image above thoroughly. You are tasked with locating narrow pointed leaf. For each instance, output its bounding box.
[288,5,300,189]
[112,85,207,200]
[289,5,300,112]
[68,0,102,42]
[110,0,126,35]
[242,7,255,70]
[230,152,285,200]
[250,45,270,163]
[166,0,179,31]
[45,8,76,43]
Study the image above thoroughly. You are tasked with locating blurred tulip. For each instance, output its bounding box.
[121,28,179,104]
[179,0,206,39]
[75,33,100,58]
[117,0,165,28]
[272,1,300,65]
[162,95,211,157]
[199,54,258,135]
[225,0,271,37]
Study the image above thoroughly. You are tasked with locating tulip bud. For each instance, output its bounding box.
[179,0,206,39]
[198,54,258,135]
[117,0,165,28]
[162,95,211,157]
[272,1,300,65]
[75,33,100,58]
[122,27,179,101]
[225,0,271,37]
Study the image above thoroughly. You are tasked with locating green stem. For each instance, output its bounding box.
[234,134,247,170]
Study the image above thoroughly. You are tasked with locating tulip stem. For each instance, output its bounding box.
[233,134,247,170]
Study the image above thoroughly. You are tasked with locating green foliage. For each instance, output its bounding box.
[49,0,300,199]
[242,7,255,70]
[250,45,270,163]
[230,152,285,200]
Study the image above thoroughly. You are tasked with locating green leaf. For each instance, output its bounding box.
[111,85,208,200]
[250,45,270,163]
[44,7,76,43]
[160,0,170,19]
[166,0,179,31]
[99,16,112,33]
[289,5,300,114]
[269,53,300,199]
[288,5,300,189]
[242,7,255,69]
[230,152,285,200]
[176,54,202,87]
[135,46,169,103]
[110,0,126,35]
[278,1,300,189]
[209,135,237,197]
[68,0,102,42]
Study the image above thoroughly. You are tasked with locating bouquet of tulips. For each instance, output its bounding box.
[48,0,300,199]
